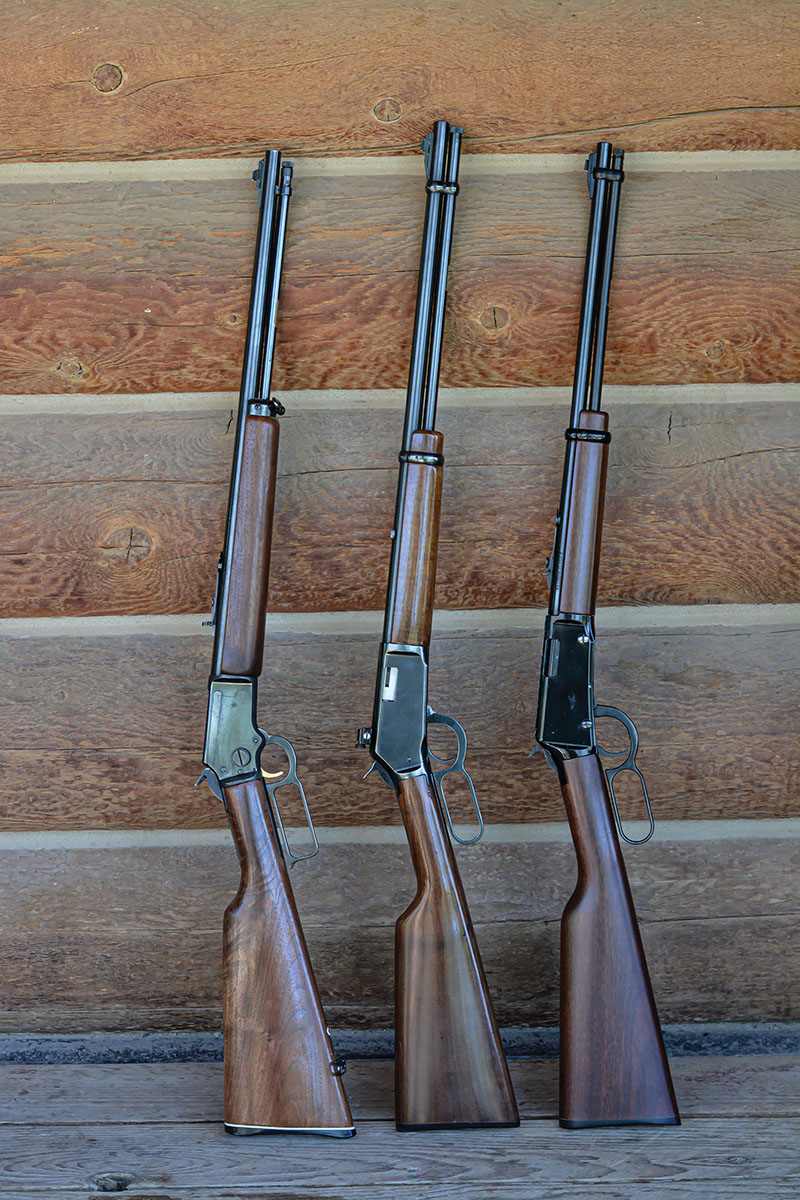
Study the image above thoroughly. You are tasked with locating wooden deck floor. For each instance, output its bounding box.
[0,1055,797,1197]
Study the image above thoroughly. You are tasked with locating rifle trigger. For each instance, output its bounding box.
[195,768,224,804]
[594,704,655,844]
[529,743,560,774]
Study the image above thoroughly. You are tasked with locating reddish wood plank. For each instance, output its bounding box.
[0,1,796,160]
[0,401,796,617]
[0,168,797,394]
[0,618,795,829]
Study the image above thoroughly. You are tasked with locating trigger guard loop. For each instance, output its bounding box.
[605,761,655,845]
[260,732,319,866]
[594,705,655,845]
[426,709,484,846]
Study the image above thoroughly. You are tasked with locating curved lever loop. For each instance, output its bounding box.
[426,709,484,846]
[594,704,655,845]
[259,732,319,867]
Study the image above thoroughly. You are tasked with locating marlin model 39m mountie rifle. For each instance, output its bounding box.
[534,142,679,1129]
[357,120,519,1133]
[196,151,354,1138]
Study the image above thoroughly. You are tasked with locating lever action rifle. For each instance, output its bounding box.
[196,151,354,1138]
[357,121,519,1133]
[534,142,679,1128]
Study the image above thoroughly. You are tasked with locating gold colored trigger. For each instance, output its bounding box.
[261,768,286,781]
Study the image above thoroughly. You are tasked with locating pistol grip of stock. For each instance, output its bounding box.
[222,776,354,1136]
[393,772,519,1131]
[557,754,679,1128]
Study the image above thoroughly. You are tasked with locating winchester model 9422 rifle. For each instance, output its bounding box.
[534,142,679,1128]
[357,121,519,1132]
[196,152,354,1138]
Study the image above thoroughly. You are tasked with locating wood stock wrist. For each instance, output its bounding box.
[388,430,443,646]
[218,415,279,677]
[559,410,609,615]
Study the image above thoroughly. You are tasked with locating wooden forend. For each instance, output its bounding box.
[218,415,278,678]
[559,410,609,616]
[388,430,444,647]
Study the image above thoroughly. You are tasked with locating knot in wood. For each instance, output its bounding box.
[480,306,510,330]
[104,527,153,567]
[91,63,124,93]
[705,340,727,362]
[373,98,402,122]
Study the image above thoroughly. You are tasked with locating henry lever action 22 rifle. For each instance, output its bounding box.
[357,121,519,1133]
[534,142,679,1129]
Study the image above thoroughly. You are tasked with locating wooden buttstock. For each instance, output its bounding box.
[558,754,679,1127]
[559,409,609,616]
[218,415,279,678]
[388,430,443,646]
[394,772,519,1130]
[222,777,354,1135]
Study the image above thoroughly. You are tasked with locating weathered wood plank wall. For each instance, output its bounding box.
[0,0,797,1035]
[0,1,796,158]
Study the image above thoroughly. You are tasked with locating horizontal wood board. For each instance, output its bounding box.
[0,1,796,160]
[1,399,797,618]
[1,166,797,395]
[0,1119,796,1195]
[1,838,797,1031]
[0,616,796,829]
[2,1056,797,1123]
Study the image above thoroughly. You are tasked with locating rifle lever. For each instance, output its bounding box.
[594,704,655,844]
[426,708,484,846]
[259,732,319,867]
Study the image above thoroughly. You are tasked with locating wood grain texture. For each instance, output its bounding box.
[387,431,443,646]
[0,166,797,395]
[393,772,518,1129]
[221,777,353,1133]
[558,754,678,1126]
[0,1,796,161]
[3,1056,798,1125]
[0,615,796,830]
[0,399,796,617]
[217,415,278,677]
[558,410,609,615]
[0,1116,796,1193]
[0,838,796,1031]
